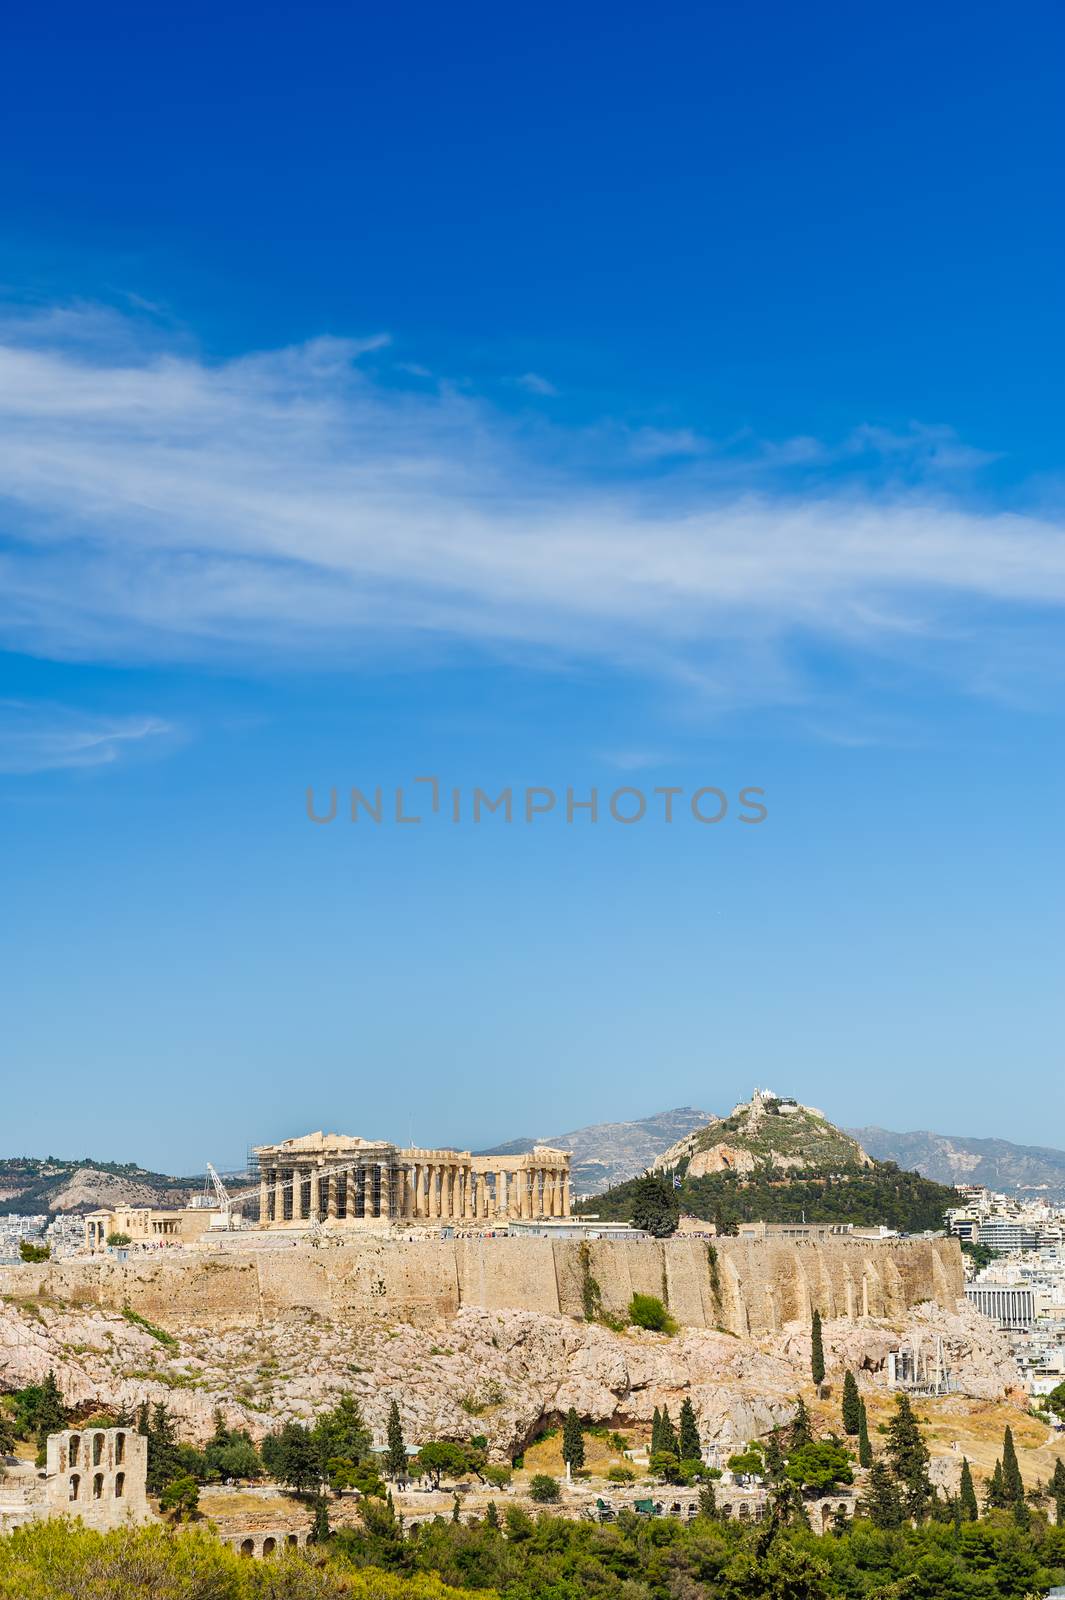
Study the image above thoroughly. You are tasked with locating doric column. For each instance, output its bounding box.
[272,1167,283,1225]
[309,1166,320,1221]
[445,1165,455,1219]
[327,1169,338,1220]
[420,1163,430,1219]
[543,1170,555,1218]
[404,1165,414,1218]
[562,1171,571,1216]
[497,1171,508,1217]
[259,1169,269,1227]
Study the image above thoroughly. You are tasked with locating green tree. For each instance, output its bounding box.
[857,1399,872,1469]
[416,1441,469,1488]
[985,1459,1008,1511]
[698,1479,717,1518]
[1050,1456,1065,1524]
[385,1401,408,1481]
[629,1174,680,1238]
[145,1403,182,1496]
[106,1233,132,1247]
[485,1500,500,1529]
[959,1456,978,1520]
[561,1408,584,1474]
[262,1421,322,1497]
[1045,1381,1065,1423]
[657,1405,678,1457]
[790,1396,812,1450]
[310,1493,331,1543]
[528,1473,560,1503]
[841,1371,861,1436]
[19,1241,50,1263]
[678,1397,701,1463]
[650,1406,662,1453]
[784,1439,854,1495]
[1001,1425,1024,1508]
[810,1309,825,1387]
[312,1393,372,1474]
[862,1459,904,1528]
[158,1474,199,1521]
[885,1393,932,1521]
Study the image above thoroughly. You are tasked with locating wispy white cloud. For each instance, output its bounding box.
[0,305,1062,712]
[515,371,558,397]
[0,700,174,774]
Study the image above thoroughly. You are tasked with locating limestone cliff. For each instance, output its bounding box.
[652,1090,874,1179]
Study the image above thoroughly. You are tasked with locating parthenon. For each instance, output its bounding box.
[253,1132,572,1229]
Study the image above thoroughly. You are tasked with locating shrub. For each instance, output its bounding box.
[628,1294,677,1334]
[482,1464,512,1488]
[158,1474,199,1521]
[18,1242,49,1263]
[607,1465,635,1482]
[528,1473,561,1503]
[106,1232,132,1247]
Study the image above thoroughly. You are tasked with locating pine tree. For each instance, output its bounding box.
[810,1310,825,1387]
[562,1408,585,1474]
[137,1402,150,1436]
[385,1401,407,1481]
[863,1459,904,1529]
[452,1493,461,1523]
[678,1398,701,1462]
[485,1500,500,1529]
[841,1371,861,1436]
[885,1394,932,1522]
[698,1479,717,1518]
[790,1396,812,1449]
[650,1406,662,1454]
[1001,1425,1024,1507]
[959,1457,978,1521]
[658,1405,677,1457]
[857,1400,872,1469]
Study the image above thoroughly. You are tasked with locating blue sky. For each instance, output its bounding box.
[1,0,1063,1172]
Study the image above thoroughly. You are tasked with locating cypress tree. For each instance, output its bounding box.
[658,1405,677,1457]
[1050,1457,1065,1524]
[1001,1425,1024,1507]
[763,1429,785,1480]
[791,1396,812,1449]
[857,1400,872,1469]
[310,1493,331,1543]
[385,1401,407,1481]
[841,1371,861,1435]
[811,1309,825,1387]
[678,1397,701,1462]
[885,1393,932,1521]
[485,1500,500,1529]
[959,1457,978,1520]
[698,1479,717,1518]
[650,1406,662,1454]
[146,1402,182,1495]
[32,1370,67,1458]
[562,1408,585,1473]
[985,1460,1007,1511]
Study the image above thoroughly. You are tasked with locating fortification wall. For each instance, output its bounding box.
[0,1235,962,1334]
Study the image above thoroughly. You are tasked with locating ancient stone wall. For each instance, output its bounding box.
[0,1235,962,1334]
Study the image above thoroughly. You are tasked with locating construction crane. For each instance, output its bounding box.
[204,1162,241,1229]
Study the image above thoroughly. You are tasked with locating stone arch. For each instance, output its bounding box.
[115,1432,125,1465]
[240,1538,255,1557]
[115,1472,125,1499]
[286,1533,299,1547]
[262,1537,276,1556]
[92,1433,105,1467]
[69,1435,80,1468]
[69,1473,80,1501]
[92,1473,104,1499]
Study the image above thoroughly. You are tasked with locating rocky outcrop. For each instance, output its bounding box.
[0,1293,1019,1458]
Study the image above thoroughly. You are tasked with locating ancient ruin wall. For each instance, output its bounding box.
[0,1235,962,1334]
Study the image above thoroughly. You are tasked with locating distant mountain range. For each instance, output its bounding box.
[477,1106,711,1195]
[847,1127,1065,1196]
[7,1108,1064,1213]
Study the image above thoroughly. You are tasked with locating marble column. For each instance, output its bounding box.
[562,1173,571,1216]
[543,1169,555,1218]
[497,1170,508,1217]
[327,1170,338,1221]
[309,1166,320,1221]
[272,1167,283,1225]
[259,1169,269,1227]
[420,1163,430,1220]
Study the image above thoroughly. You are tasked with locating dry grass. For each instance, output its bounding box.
[519,1428,636,1481]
